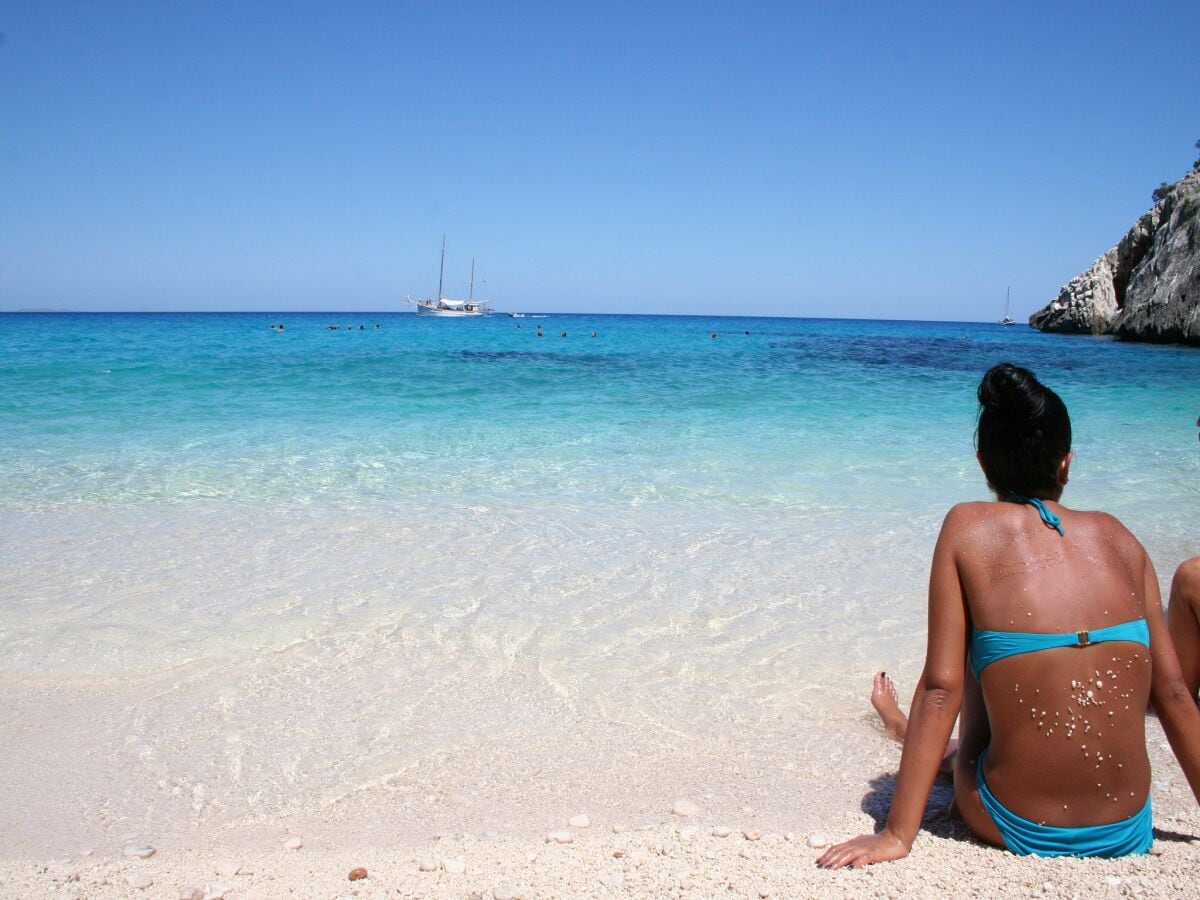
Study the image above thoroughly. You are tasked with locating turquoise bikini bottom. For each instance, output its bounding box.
[976,754,1152,857]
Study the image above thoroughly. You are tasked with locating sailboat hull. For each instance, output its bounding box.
[413,303,489,317]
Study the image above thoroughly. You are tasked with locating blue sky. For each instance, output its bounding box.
[1,1,1197,319]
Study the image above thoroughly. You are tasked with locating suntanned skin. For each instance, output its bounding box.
[818,455,1200,869]
[871,672,958,776]
[1168,558,1200,701]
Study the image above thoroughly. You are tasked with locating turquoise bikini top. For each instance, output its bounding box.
[970,619,1150,679]
[968,495,1150,679]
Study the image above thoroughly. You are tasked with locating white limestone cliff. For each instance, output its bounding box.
[1030,168,1199,345]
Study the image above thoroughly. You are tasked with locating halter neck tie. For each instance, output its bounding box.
[1007,494,1064,536]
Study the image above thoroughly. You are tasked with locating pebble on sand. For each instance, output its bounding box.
[712,826,732,838]
[125,872,153,890]
[214,860,241,877]
[493,884,524,900]
[180,887,204,900]
[743,829,763,841]
[348,867,368,881]
[672,799,701,817]
[418,857,439,872]
[545,829,574,844]
[123,844,156,859]
[806,833,829,849]
[443,857,466,875]
[569,814,591,828]
[283,837,303,850]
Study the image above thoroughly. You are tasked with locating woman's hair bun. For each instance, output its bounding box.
[977,362,1046,423]
[975,363,1070,497]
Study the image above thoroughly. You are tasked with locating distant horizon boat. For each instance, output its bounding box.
[1000,287,1016,326]
[407,236,491,317]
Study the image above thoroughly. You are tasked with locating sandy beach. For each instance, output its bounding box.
[2,681,1197,899]
[4,817,1200,900]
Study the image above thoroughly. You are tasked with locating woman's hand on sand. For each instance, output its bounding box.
[816,829,910,869]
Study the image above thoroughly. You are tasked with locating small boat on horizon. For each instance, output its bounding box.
[407,236,492,317]
[1000,287,1016,326]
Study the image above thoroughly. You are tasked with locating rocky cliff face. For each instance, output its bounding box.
[1030,168,1200,345]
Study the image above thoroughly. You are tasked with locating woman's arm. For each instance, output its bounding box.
[818,506,971,869]
[1167,558,1200,700]
[1145,552,1200,803]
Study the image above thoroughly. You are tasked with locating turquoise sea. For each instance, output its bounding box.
[0,311,1197,850]
[3,312,1197,511]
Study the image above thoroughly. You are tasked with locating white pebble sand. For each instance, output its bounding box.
[4,812,1199,899]
[1,667,1197,898]
[2,725,1198,899]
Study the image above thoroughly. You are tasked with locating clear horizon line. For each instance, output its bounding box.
[3,309,1030,326]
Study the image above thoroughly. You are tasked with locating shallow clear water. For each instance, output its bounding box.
[0,312,1196,838]
[2,312,1197,670]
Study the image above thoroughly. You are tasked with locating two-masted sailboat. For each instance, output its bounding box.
[407,236,491,317]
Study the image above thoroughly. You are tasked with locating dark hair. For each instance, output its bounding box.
[975,363,1071,498]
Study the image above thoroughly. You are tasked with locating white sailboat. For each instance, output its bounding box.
[407,236,492,317]
[1000,287,1016,326]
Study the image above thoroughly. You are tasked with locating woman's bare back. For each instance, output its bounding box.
[950,500,1152,827]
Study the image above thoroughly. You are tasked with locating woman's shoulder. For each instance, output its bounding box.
[941,500,1005,530]
[1066,507,1146,557]
[937,501,1000,545]
[1063,505,1139,539]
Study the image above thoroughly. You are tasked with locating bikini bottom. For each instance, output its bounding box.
[975,752,1152,857]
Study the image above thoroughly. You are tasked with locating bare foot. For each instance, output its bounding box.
[871,672,907,742]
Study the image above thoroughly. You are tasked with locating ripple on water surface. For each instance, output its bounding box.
[0,312,1197,830]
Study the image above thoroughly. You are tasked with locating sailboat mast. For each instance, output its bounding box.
[438,235,446,300]
[469,259,475,301]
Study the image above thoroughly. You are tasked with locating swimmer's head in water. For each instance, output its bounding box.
[975,362,1072,499]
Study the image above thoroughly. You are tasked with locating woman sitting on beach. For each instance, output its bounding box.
[818,363,1200,868]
